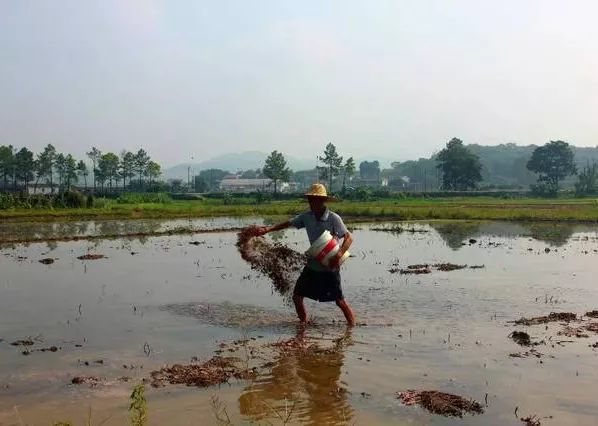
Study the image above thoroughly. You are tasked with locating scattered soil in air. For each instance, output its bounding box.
[77,254,106,260]
[586,310,598,318]
[512,312,577,326]
[38,258,55,264]
[236,226,307,297]
[396,390,484,417]
[150,356,256,388]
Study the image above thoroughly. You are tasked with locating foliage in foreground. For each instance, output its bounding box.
[129,384,148,426]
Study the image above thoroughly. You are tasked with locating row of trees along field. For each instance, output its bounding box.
[0,144,161,193]
[434,138,597,196]
[192,143,359,194]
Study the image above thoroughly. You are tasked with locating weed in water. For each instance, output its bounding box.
[129,384,148,426]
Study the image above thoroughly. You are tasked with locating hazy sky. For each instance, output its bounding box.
[1,1,597,167]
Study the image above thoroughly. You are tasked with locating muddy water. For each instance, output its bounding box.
[1,219,598,425]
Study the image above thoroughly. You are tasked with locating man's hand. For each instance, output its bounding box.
[329,252,344,270]
[254,226,269,236]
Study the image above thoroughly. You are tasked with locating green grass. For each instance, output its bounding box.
[1,196,598,223]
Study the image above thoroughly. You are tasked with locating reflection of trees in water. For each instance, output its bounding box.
[523,223,576,247]
[430,222,481,250]
[430,221,578,248]
[239,327,354,425]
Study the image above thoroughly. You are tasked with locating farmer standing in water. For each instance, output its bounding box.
[255,183,356,326]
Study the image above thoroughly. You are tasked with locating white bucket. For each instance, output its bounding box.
[306,230,350,268]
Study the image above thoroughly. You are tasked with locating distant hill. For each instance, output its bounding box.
[164,151,395,180]
[164,151,315,180]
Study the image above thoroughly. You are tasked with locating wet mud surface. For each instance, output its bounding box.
[397,390,484,417]
[2,219,598,425]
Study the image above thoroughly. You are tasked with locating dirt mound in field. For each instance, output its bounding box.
[236,226,307,297]
[150,356,256,388]
[397,390,484,417]
[512,312,576,326]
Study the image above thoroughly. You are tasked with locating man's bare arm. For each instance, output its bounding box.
[256,221,292,235]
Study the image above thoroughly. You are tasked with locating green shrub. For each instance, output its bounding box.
[117,192,172,204]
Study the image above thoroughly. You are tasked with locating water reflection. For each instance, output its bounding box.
[429,222,481,250]
[239,327,354,425]
[428,221,578,249]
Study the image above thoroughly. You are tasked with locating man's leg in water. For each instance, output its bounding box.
[336,298,356,326]
[293,294,307,323]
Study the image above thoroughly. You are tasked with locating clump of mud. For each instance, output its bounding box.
[586,310,598,318]
[71,376,100,387]
[150,356,256,388]
[520,415,542,426]
[389,262,474,275]
[236,226,307,297]
[509,348,543,358]
[435,263,467,272]
[38,258,55,264]
[77,254,106,260]
[510,331,533,346]
[396,390,484,417]
[10,339,34,346]
[512,312,577,326]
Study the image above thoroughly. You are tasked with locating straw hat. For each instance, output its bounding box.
[303,183,337,201]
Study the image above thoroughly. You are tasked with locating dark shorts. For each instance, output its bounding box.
[294,266,343,302]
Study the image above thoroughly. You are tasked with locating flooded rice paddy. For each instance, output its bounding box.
[1,218,598,425]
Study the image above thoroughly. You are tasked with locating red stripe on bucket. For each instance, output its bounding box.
[315,238,337,263]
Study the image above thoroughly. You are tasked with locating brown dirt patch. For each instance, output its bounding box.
[586,310,598,318]
[512,312,577,326]
[236,226,307,297]
[509,348,543,358]
[38,258,55,264]
[71,376,100,386]
[10,339,34,346]
[396,390,484,417]
[77,254,106,260]
[510,331,533,346]
[435,263,467,272]
[150,355,255,388]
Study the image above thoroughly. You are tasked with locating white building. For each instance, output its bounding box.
[219,178,273,193]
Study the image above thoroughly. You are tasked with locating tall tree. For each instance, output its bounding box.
[0,145,14,190]
[359,160,380,181]
[342,157,356,192]
[527,140,576,194]
[263,151,291,194]
[134,149,150,187]
[63,154,78,189]
[76,160,89,190]
[15,147,35,191]
[318,143,343,192]
[147,161,161,187]
[119,151,136,189]
[436,138,482,190]
[98,152,120,190]
[575,162,598,196]
[86,147,102,193]
[37,144,57,192]
[54,153,66,189]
